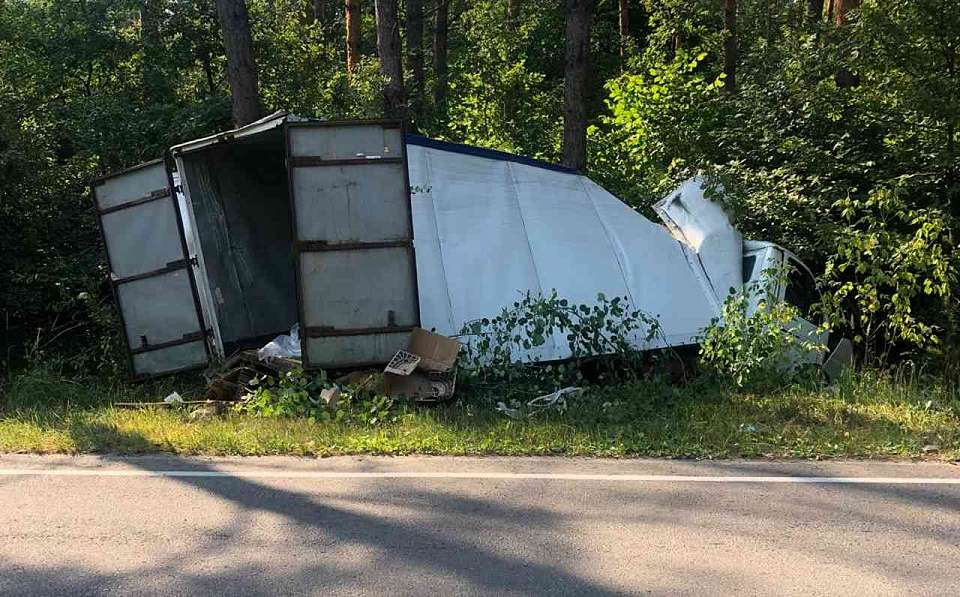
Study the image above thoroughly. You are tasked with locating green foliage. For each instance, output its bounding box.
[1,0,958,380]
[819,184,955,365]
[236,369,402,426]
[596,0,959,368]
[699,272,823,389]
[3,364,959,459]
[458,291,663,400]
[593,47,725,205]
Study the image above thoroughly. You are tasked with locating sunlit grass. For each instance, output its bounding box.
[1,366,957,459]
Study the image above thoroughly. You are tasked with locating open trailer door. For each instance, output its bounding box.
[92,159,209,379]
[286,121,419,368]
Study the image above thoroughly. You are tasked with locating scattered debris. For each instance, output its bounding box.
[528,386,582,411]
[189,401,231,421]
[320,387,341,409]
[385,350,422,376]
[496,386,584,419]
[163,392,184,405]
[203,350,301,402]
[334,369,385,393]
[257,324,302,362]
[114,399,233,410]
[495,402,523,419]
[382,328,461,402]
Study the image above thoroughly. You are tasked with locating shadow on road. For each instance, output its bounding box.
[0,424,627,595]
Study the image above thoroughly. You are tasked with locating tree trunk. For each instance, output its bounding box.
[405,0,424,125]
[722,0,737,93]
[561,0,593,172]
[433,0,449,124]
[832,0,861,87]
[506,0,518,31]
[215,0,263,126]
[618,0,629,58]
[375,0,407,121]
[345,0,360,73]
[832,0,860,26]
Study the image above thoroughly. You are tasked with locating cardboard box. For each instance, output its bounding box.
[383,328,461,401]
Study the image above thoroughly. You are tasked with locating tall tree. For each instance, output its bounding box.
[345,0,360,73]
[561,0,594,171]
[831,0,860,26]
[405,0,424,125]
[506,0,518,31]
[375,0,407,121]
[215,0,263,126]
[433,0,449,124]
[722,0,737,93]
[618,0,629,58]
[831,0,860,87]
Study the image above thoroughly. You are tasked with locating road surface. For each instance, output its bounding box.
[1,455,958,595]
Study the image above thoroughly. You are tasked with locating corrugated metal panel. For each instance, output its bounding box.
[286,121,419,369]
[304,334,409,368]
[288,125,402,161]
[115,270,203,348]
[93,160,169,210]
[299,249,418,330]
[93,160,209,378]
[291,163,410,242]
[100,198,185,278]
[132,340,208,377]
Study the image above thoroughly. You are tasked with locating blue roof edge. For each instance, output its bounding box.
[403,134,579,175]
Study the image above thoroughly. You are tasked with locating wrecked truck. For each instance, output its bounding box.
[90,111,825,379]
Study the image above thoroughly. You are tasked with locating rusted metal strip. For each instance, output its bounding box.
[129,330,206,355]
[289,156,403,168]
[97,188,171,215]
[303,325,415,338]
[112,258,192,286]
[295,240,412,252]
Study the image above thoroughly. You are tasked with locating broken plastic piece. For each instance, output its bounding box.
[384,350,422,376]
[163,392,184,404]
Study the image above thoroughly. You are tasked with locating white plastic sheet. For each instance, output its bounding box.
[257,324,302,361]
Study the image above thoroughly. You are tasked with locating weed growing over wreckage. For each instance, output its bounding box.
[699,272,826,389]
[456,291,667,408]
[236,368,402,426]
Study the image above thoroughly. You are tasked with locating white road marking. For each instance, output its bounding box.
[0,469,958,484]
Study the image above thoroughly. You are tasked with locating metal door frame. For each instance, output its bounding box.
[283,119,421,369]
[91,154,211,380]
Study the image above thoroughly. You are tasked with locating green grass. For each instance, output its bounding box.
[0,366,958,459]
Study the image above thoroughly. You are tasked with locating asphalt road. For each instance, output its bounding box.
[1,455,958,596]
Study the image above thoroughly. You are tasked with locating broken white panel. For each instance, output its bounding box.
[654,177,743,306]
[406,140,719,362]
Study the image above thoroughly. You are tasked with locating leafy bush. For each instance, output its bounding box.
[458,291,663,401]
[819,184,955,366]
[699,273,823,389]
[237,369,402,426]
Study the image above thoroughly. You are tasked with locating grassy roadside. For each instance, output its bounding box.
[1,366,958,459]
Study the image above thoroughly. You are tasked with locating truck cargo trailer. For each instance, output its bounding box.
[90,112,823,379]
